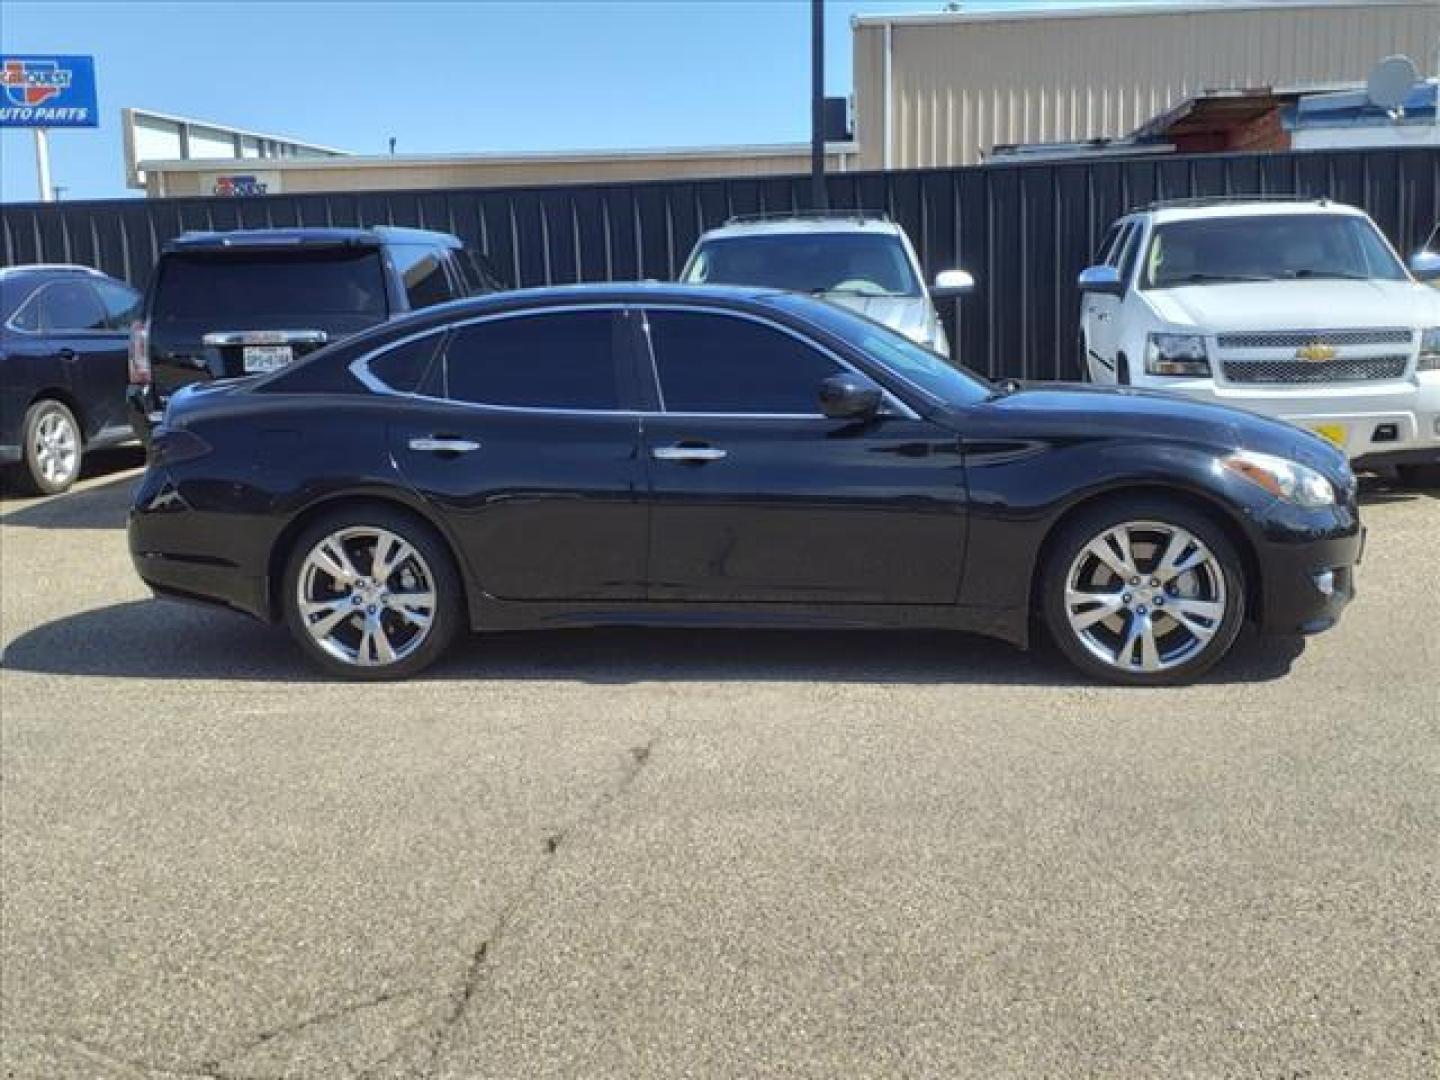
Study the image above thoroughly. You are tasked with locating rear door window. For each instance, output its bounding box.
[645,309,840,415]
[153,249,388,322]
[442,310,623,410]
[40,281,108,331]
[369,332,444,394]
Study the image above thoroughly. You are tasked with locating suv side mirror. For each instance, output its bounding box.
[1078,265,1124,296]
[819,373,884,421]
[1409,250,1440,282]
[931,269,975,299]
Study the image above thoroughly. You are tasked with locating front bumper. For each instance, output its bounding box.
[1250,501,1363,637]
[1151,376,1440,466]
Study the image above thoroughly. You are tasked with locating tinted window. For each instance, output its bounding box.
[444,311,619,410]
[370,333,444,393]
[767,294,992,408]
[1142,214,1408,288]
[683,233,921,297]
[1116,225,1144,285]
[94,279,141,328]
[5,281,42,330]
[392,245,457,310]
[647,310,839,414]
[1095,222,1123,263]
[40,281,107,331]
[153,249,388,321]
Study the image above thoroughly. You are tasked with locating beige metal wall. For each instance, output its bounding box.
[146,148,858,197]
[854,0,1440,169]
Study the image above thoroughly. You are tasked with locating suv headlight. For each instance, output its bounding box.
[1419,327,1440,372]
[1221,450,1336,508]
[1145,332,1210,377]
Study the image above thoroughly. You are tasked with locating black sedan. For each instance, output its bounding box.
[2,265,141,494]
[128,284,1361,685]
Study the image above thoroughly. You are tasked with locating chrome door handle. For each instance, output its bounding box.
[409,437,480,454]
[652,445,727,463]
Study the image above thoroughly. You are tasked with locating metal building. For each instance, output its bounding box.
[852,0,1440,169]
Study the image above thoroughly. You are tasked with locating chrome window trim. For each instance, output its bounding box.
[204,329,330,347]
[349,300,922,422]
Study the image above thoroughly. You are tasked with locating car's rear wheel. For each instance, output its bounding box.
[1041,497,1247,686]
[282,506,463,680]
[13,399,83,496]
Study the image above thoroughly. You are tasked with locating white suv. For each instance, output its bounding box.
[679,212,973,358]
[1079,198,1440,484]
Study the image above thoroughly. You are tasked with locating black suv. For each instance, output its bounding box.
[2,264,142,494]
[127,226,506,442]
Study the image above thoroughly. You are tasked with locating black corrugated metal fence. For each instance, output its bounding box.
[4,147,1437,380]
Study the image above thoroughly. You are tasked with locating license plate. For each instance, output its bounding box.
[1307,423,1347,450]
[243,345,293,373]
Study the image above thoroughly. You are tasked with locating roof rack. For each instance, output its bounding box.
[723,209,892,225]
[1146,194,1328,211]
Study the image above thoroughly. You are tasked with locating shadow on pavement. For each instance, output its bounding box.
[0,448,144,529]
[1357,472,1439,507]
[2,598,1305,687]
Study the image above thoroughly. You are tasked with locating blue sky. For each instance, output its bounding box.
[1,0,1167,203]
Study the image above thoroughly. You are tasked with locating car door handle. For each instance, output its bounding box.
[408,437,480,454]
[652,444,727,463]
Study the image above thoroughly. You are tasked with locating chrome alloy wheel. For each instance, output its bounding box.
[296,526,438,668]
[1063,520,1229,675]
[34,410,79,487]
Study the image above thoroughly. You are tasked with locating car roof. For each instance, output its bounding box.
[0,263,110,281]
[1140,199,1368,225]
[696,216,904,241]
[163,225,461,252]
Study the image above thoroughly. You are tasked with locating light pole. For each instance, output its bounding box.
[810,0,828,210]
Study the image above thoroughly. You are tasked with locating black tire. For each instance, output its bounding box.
[13,398,83,496]
[1040,495,1247,686]
[1079,333,1091,382]
[1395,463,1440,489]
[281,504,464,680]
[1116,352,1131,386]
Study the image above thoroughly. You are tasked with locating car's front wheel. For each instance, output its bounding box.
[1041,497,1247,686]
[14,398,83,495]
[282,506,463,680]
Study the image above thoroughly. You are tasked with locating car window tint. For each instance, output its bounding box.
[646,310,840,414]
[6,284,42,330]
[1095,222,1123,263]
[392,245,457,310]
[94,279,141,328]
[40,281,108,331]
[444,311,620,410]
[370,333,444,393]
[154,250,388,321]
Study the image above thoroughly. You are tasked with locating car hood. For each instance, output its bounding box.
[976,382,1348,478]
[1144,279,1440,331]
[821,294,932,340]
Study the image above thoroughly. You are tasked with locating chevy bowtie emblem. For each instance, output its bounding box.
[1296,342,1337,362]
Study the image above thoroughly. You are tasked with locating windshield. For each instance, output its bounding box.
[684,232,922,298]
[1142,214,1408,288]
[154,248,389,322]
[768,294,991,408]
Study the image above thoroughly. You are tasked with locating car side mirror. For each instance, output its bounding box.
[930,269,975,299]
[1408,250,1440,282]
[1078,264,1124,296]
[819,373,884,421]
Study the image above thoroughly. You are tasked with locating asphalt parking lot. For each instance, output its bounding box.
[1,451,1437,1079]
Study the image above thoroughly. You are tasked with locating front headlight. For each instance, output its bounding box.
[1419,327,1440,372]
[1145,332,1210,377]
[1220,450,1336,508]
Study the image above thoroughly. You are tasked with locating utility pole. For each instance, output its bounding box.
[810,0,828,210]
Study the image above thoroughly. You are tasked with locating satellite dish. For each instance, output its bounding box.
[1366,55,1420,111]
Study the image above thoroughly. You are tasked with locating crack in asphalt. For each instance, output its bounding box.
[404,738,662,1079]
[34,739,660,1080]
